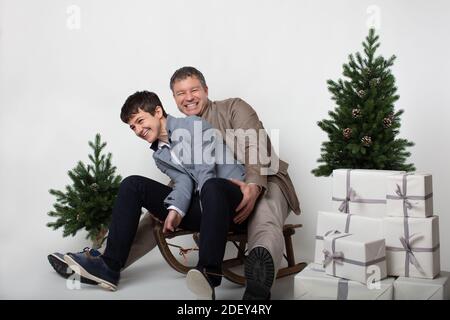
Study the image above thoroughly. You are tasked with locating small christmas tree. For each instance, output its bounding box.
[312,28,415,177]
[47,134,122,248]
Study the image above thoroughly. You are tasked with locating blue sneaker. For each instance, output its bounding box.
[64,248,120,291]
[47,252,97,285]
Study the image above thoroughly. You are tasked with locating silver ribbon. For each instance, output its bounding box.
[322,250,344,269]
[332,170,354,213]
[332,169,386,214]
[309,266,349,300]
[400,174,423,277]
[315,214,354,241]
[337,278,349,300]
[322,232,351,275]
[338,188,357,213]
[399,235,426,275]
[323,231,386,277]
[385,176,437,277]
[386,174,433,217]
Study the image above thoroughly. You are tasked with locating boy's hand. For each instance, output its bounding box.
[163,210,182,233]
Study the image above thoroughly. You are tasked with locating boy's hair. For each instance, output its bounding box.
[120,91,167,123]
[169,66,208,91]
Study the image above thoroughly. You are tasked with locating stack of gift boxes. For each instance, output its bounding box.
[295,169,449,300]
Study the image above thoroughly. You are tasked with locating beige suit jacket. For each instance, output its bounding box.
[200,98,301,214]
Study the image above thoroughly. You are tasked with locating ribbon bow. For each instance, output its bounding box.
[338,187,357,213]
[395,184,413,210]
[322,249,344,268]
[399,234,426,275]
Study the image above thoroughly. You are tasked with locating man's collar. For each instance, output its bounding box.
[198,100,212,117]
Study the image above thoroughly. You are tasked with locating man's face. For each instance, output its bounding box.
[172,76,209,116]
[127,108,162,143]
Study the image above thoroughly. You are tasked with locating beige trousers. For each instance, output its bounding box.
[123,182,290,275]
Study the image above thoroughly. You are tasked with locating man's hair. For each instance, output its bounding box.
[120,91,167,123]
[170,66,208,91]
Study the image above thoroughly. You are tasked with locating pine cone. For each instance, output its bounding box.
[343,128,352,139]
[352,108,362,118]
[383,117,392,128]
[361,135,372,147]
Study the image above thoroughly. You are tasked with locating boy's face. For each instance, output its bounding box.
[127,107,162,143]
[172,76,209,116]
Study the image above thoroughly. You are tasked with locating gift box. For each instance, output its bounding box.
[383,215,440,278]
[394,271,449,300]
[294,263,394,300]
[332,169,405,218]
[314,211,383,264]
[386,173,433,218]
[323,231,387,284]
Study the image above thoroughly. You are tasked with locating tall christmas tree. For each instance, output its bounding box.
[312,29,415,177]
[47,134,122,248]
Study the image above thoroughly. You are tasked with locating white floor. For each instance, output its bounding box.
[0,245,297,300]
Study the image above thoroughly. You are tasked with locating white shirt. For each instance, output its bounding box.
[157,140,186,218]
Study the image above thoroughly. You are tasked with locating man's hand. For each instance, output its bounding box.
[229,179,262,224]
[163,209,182,233]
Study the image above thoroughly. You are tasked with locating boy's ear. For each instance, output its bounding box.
[155,105,163,119]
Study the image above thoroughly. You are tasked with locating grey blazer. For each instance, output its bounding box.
[150,115,245,215]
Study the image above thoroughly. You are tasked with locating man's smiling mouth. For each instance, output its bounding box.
[185,103,197,109]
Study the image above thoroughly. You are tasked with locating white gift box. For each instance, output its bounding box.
[314,211,383,264]
[323,232,387,284]
[294,263,394,300]
[332,169,405,218]
[386,173,433,218]
[383,216,440,279]
[394,272,450,300]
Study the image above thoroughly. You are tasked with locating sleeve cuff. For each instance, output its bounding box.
[248,182,262,191]
[167,205,186,218]
[248,182,265,196]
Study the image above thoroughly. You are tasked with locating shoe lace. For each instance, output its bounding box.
[80,247,101,258]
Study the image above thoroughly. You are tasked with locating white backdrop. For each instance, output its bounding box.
[1,0,449,298]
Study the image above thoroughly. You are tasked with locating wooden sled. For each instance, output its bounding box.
[150,213,307,286]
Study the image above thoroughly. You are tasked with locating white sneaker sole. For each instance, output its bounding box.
[186,269,214,300]
[64,254,117,291]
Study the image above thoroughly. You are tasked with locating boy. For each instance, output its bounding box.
[63,91,247,299]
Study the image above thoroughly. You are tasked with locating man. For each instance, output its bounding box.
[49,67,301,300]
[166,67,301,300]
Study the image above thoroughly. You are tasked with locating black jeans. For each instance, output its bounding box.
[102,175,245,286]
